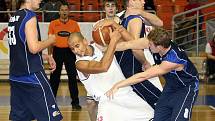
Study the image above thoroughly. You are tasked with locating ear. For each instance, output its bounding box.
[157,45,163,51]
[83,38,88,45]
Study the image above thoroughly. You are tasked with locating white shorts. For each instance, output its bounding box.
[96,91,154,121]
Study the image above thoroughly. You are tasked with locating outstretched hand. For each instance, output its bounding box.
[93,19,115,31]
[105,84,119,100]
[109,28,122,43]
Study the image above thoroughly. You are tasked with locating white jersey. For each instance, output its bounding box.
[76,44,154,121]
[76,44,132,101]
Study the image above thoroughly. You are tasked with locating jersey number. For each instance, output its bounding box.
[8,26,16,45]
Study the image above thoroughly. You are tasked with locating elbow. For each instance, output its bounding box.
[155,20,164,27]
[100,64,110,73]
[101,66,109,72]
[29,46,41,54]
[158,20,164,27]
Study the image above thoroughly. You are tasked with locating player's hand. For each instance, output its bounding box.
[47,55,56,72]
[142,61,151,71]
[109,29,121,43]
[93,19,115,31]
[105,84,119,100]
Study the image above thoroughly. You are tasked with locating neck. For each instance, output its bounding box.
[106,15,115,19]
[159,46,171,57]
[20,3,32,10]
[60,17,69,23]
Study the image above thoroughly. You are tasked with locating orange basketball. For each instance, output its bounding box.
[92,26,111,46]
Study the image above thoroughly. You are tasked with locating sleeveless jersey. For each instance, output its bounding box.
[76,44,132,101]
[8,9,43,76]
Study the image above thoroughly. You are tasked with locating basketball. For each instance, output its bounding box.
[92,26,111,46]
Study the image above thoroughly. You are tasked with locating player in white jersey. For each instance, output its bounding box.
[68,31,154,121]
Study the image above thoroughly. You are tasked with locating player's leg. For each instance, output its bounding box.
[153,92,172,121]
[116,91,154,121]
[170,86,198,121]
[86,96,98,121]
[50,47,64,97]
[64,48,80,108]
[97,100,124,121]
[29,71,63,121]
[9,81,34,121]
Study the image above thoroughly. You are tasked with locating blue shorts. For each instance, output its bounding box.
[154,85,198,121]
[9,71,63,121]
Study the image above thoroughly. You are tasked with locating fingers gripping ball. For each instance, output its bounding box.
[92,26,112,46]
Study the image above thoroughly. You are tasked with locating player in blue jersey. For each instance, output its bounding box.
[106,27,199,121]
[8,0,63,121]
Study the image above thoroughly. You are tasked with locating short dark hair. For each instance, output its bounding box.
[147,27,171,48]
[61,2,69,7]
[69,32,85,42]
[16,0,26,9]
[103,0,117,6]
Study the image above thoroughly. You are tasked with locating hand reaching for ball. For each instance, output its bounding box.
[109,28,121,44]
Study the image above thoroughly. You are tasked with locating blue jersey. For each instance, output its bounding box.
[115,15,145,77]
[162,42,199,91]
[8,9,43,77]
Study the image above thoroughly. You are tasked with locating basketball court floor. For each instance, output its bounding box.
[0,81,215,121]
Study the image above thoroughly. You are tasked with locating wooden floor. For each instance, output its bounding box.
[0,82,215,121]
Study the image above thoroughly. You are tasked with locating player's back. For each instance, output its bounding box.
[76,44,132,101]
[8,9,43,76]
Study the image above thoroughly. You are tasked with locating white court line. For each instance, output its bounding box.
[209,105,215,110]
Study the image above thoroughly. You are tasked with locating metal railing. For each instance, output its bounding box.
[172,2,215,56]
[0,10,156,22]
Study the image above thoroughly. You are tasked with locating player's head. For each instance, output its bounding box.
[147,27,171,53]
[59,3,69,19]
[17,0,42,10]
[68,32,88,56]
[124,0,145,8]
[104,0,117,18]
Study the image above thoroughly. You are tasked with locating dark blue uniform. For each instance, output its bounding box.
[154,42,199,121]
[115,15,161,109]
[8,9,63,121]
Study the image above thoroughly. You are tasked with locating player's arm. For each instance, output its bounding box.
[126,1,163,27]
[205,43,215,61]
[116,37,149,51]
[137,10,163,27]
[76,30,121,74]
[25,17,55,54]
[47,21,54,55]
[105,61,183,98]
[128,18,148,65]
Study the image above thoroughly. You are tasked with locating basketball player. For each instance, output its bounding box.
[86,1,121,121]
[106,27,199,121]
[8,0,63,121]
[68,31,154,121]
[95,0,163,109]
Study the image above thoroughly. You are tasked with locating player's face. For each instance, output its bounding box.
[104,2,117,18]
[59,5,69,19]
[68,37,87,57]
[149,41,160,53]
[31,0,42,10]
